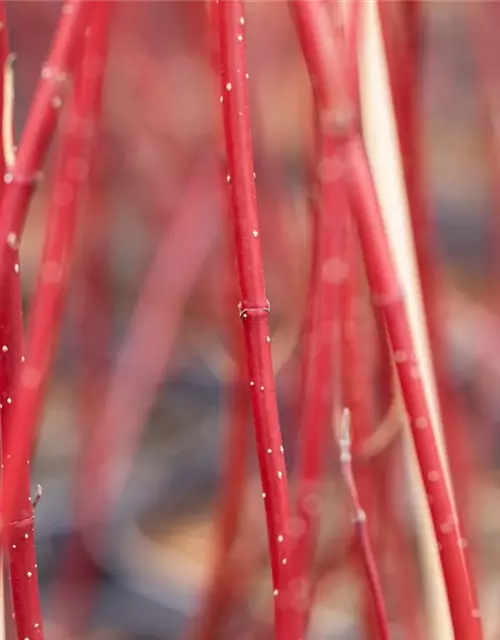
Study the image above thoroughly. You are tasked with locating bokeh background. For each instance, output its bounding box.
[6,1,500,638]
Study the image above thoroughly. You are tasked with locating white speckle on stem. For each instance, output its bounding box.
[22,367,41,389]
[249,381,255,386]
[282,558,287,565]
[252,229,259,237]
[237,35,243,42]
[14,263,19,273]
[428,470,440,482]
[267,448,272,454]
[262,492,266,499]
[2,345,7,352]
[410,366,420,379]
[220,96,223,103]
[273,589,279,597]
[277,535,284,543]
[51,96,63,109]
[240,16,245,25]
[6,231,17,247]
[26,571,32,578]
[226,82,232,91]
[440,521,452,534]
[277,471,283,480]
[260,385,265,391]
[246,73,250,79]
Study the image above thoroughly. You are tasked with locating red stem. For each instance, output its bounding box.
[218,1,301,637]
[0,0,90,557]
[290,126,347,623]
[344,136,482,639]
[377,0,475,531]
[2,7,111,638]
[0,0,89,255]
[0,5,44,638]
[0,0,7,186]
[290,1,482,634]
[289,4,356,628]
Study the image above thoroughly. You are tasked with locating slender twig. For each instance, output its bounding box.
[218,1,301,637]
[291,127,348,617]
[339,408,390,640]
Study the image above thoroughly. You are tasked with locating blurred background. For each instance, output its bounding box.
[6,1,500,638]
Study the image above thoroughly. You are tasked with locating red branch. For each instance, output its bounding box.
[339,408,389,640]
[218,1,302,637]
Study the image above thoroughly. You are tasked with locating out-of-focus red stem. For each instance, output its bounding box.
[379,440,424,639]
[340,408,389,640]
[52,158,220,634]
[0,6,91,584]
[0,3,44,637]
[188,338,248,640]
[0,0,7,186]
[1,8,111,638]
[339,220,385,638]
[468,3,500,347]
[289,4,356,629]
[218,1,301,637]
[75,155,220,545]
[290,127,347,622]
[0,0,89,254]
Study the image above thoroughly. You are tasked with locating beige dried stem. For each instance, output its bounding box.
[358,2,455,637]
[2,53,15,170]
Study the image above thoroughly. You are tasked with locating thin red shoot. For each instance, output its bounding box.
[218,1,302,637]
[339,408,390,640]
